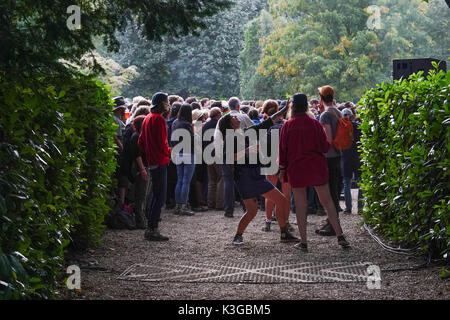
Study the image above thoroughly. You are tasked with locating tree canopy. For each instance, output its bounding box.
[239,0,450,101]
[0,0,233,73]
[102,0,267,99]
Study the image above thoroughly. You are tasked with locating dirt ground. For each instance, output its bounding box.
[61,192,449,301]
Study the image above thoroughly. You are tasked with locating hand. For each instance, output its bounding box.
[140,169,148,181]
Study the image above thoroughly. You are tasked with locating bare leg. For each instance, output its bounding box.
[236,198,259,235]
[315,184,343,236]
[292,187,308,244]
[261,188,287,229]
[265,175,278,220]
[282,181,292,222]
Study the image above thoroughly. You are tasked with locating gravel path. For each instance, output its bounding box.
[62,193,449,300]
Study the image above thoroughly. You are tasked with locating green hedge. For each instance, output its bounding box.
[358,67,450,260]
[0,72,117,299]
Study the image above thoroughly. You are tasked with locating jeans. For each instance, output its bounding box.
[222,164,235,213]
[175,154,195,205]
[343,176,363,211]
[146,164,167,229]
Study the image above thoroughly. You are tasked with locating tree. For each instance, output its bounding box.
[240,0,450,102]
[0,0,233,73]
[239,10,289,100]
[104,0,267,99]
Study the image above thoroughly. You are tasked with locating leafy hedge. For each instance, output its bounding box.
[0,72,117,299]
[358,67,450,260]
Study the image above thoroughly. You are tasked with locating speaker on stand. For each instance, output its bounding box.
[393,58,447,81]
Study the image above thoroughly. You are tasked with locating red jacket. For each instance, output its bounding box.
[138,112,171,167]
[279,113,330,188]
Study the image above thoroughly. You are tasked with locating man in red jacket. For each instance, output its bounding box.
[138,92,171,241]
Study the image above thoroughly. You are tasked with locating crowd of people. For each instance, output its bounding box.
[112,85,363,252]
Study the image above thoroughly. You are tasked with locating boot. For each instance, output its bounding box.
[144,227,169,241]
[280,227,300,243]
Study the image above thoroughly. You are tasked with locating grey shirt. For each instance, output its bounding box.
[319,106,342,158]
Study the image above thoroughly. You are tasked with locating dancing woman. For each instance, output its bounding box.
[218,104,299,245]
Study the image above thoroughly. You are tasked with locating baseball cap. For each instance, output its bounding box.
[292,93,308,108]
[342,108,353,117]
[150,92,168,109]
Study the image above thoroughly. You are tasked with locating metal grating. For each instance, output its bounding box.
[117,261,374,284]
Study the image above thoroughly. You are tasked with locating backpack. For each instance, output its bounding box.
[326,111,354,151]
[105,207,136,230]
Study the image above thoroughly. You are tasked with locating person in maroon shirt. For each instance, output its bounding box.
[279,93,350,252]
[138,92,171,241]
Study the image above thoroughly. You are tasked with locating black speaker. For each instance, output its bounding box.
[393,58,447,80]
[446,0,450,8]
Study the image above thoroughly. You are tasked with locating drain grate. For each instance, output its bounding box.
[118,261,374,284]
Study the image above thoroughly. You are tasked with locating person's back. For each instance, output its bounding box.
[171,118,194,154]
[139,111,171,167]
[319,105,342,158]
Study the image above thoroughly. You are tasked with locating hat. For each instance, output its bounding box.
[292,93,308,108]
[342,108,353,117]
[192,109,208,122]
[318,85,334,99]
[113,96,131,111]
[150,92,168,109]
[222,105,231,117]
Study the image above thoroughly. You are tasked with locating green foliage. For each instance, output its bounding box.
[240,0,450,101]
[104,0,266,99]
[358,67,450,260]
[0,72,117,299]
[0,0,233,73]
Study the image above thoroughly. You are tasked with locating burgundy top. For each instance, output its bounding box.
[279,113,330,188]
[138,112,171,167]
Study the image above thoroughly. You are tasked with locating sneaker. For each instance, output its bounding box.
[232,234,243,245]
[179,205,195,216]
[286,222,295,233]
[280,230,300,242]
[262,220,271,232]
[337,235,350,248]
[294,242,308,252]
[224,211,234,218]
[316,208,326,216]
[192,206,208,212]
[343,209,352,214]
[144,228,169,241]
[315,220,336,236]
[173,204,181,215]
